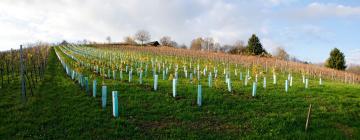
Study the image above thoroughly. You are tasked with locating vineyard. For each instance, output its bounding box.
[0,45,50,97]
[1,45,360,139]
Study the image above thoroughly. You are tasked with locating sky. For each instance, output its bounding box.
[0,0,359,65]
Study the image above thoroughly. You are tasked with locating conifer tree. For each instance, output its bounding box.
[326,48,346,70]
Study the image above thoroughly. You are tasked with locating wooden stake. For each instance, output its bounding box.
[305,104,312,132]
[20,45,26,102]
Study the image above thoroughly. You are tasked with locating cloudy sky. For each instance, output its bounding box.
[0,0,359,64]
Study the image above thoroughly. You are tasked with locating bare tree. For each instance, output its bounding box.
[234,40,245,48]
[220,44,232,53]
[228,40,246,54]
[202,37,214,51]
[160,36,172,46]
[170,41,178,48]
[214,43,221,52]
[83,39,88,45]
[160,36,177,47]
[106,36,111,43]
[273,47,290,60]
[135,30,151,46]
[123,36,137,45]
[190,37,204,50]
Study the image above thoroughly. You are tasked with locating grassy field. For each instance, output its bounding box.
[0,46,360,139]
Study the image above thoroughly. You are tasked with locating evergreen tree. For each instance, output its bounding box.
[326,48,346,70]
[246,34,267,55]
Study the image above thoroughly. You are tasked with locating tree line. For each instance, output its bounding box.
[73,29,349,72]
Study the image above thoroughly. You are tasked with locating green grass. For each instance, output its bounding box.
[0,47,359,139]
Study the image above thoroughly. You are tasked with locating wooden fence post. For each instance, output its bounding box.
[305,104,312,132]
[20,45,26,102]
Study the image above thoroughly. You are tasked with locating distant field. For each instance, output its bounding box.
[0,45,359,139]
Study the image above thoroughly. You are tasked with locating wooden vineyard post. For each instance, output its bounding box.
[305,104,312,132]
[20,45,26,102]
[112,91,119,118]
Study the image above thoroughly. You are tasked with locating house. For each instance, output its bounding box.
[146,41,160,47]
[60,40,69,46]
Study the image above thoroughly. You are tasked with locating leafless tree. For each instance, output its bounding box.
[106,36,111,43]
[220,44,232,53]
[160,36,178,47]
[273,47,290,60]
[135,30,151,46]
[160,36,172,46]
[214,43,221,52]
[123,36,137,45]
[190,37,204,50]
[228,40,246,54]
[234,40,245,48]
[83,39,88,45]
[202,37,214,51]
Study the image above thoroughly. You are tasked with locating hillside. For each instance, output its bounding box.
[0,45,359,139]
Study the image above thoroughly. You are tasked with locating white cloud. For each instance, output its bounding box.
[346,49,360,66]
[261,38,282,54]
[276,24,335,45]
[265,0,297,6]
[296,2,360,18]
[0,0,278,51]
[0,0,358,65]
